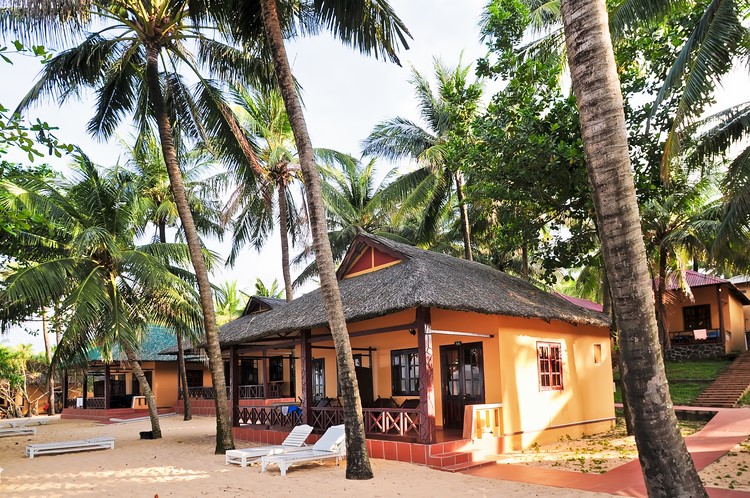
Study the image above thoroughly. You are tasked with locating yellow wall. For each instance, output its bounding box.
[664,286,721,333]
[727,290,746,352]
[293,307,614,450]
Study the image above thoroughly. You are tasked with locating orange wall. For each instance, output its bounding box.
[664,286,722,333]
[293,307,614,450]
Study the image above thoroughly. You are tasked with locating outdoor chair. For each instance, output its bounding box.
[225,424,314,467]
[399,399,420,409]
[261,424,346,476]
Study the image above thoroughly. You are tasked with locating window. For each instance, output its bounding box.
[391,348,420,396]
[186,370,203,388]
[683,304,711,330]
[312,358,325,400]
[269,356,284,382]
[593,344,602,364]
[240,358,259,385]
[537,342,563,391]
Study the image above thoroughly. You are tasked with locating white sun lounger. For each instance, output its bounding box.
[226,424,314,467]
[26,436,115,459]
[0,426,36,437]
[261,424,346,476]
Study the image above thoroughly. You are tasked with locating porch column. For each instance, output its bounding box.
[230,346,240,427]
[104,363,111,409]
[262,350,269,399]
[717,286,726,345]
[416,307,436,444]
[300,330,313,425]
[63,369,69,409]
[82,371,88,409]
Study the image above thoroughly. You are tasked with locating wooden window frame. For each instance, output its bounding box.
[537,341,563,391]
[391,348,420,396]
[269,356,284,382]
[683,304,712,330]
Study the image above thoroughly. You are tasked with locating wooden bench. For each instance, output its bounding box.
[26,437,115,459]
[0,427,36,438]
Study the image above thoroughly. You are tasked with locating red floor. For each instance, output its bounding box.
[464,407,750,497]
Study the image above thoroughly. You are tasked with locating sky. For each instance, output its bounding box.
[1,1,749,352]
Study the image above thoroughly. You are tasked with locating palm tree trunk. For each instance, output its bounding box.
[656,247,669,353]
[560,1,706,496]
[176,327,192,421]
[145,43,234,453]
[277,180,294,302]
[258,0,372,479]
[123,343,161,439]
[453,171,473,261]
[41,310,55,415]
[158,220,167,244]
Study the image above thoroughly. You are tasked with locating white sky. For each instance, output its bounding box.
[1,1,748,352]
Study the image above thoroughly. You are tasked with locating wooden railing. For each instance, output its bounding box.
[239,384,264,399]
[670,329,723,346]
[179,387,218,399]
[235,405,303,427]
[311,407,422,439]
[85,397,105,409]
[180,384,284,400]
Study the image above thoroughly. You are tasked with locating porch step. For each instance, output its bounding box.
[441,457,499,473]
[692,352,750,408]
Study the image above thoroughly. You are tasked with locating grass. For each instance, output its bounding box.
[614,358,733,405]
[738,392,750,407]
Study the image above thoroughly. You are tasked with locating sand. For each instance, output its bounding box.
[0,415,616,498]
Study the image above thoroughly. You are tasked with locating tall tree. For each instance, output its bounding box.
[560,0,707,495]
[4,0,273,453]
[363,57,483,260]
[217,0,410,479]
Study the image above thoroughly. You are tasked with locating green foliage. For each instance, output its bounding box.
[0,344,29,391]
[254,278,284,299]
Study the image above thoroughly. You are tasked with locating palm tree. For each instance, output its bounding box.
[254,278,284,299]
[362,57,483,260]
[294,155,411,287]
[222,87,304,302]
[214,280,246,325]
[4,0,273,453]
[216,0,410,479]
[0,154,204,439]
[560,0,707,495]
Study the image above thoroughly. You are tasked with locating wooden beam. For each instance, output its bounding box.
[300,330,313,425]
[717,286,726,345]
[104,363,111,410]
[311,346,377,352]
[230,346,240,427]
[82,371,88,409]
[416,307,436,444]
[428,329,494,339]
[308,321,417,344]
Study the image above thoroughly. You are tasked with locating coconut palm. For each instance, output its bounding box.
[2,0,275,452]
[560,0,706,495]
[0,154,204,439]
[362,57,483,260]
[254,278,284,299]
[214,280,246,325]
[214,0,410,478]
[222,87,304,302]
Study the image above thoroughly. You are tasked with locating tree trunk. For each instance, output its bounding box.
[258,0,372,479]
[277,179,294,302]
[454,171,473,261]
[158,220,167,244]
[176,327,192,421]
[41,310,55,415]
[656,246,669,353]
[145,43,234,453]
[560,1,706,496]
[521,242,529,280]
[123,343,161,439]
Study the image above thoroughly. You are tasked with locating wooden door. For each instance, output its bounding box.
[440,342,485,429]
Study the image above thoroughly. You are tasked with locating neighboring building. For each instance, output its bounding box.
[63,326,211,417]
[662,271,750,360]
[216,233,614,461]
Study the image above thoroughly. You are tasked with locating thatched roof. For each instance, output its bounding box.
[219,234,609,346]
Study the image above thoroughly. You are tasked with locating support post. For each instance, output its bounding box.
[717,286,726,345]
[82,371,88,409]
[416,307,436,444]
[230,346,240,427]
[63,369,69,409]
[104,363,111,410]
[300,330,312,425]
[262,350,269,398]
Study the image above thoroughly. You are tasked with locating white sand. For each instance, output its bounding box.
[0,415,616,497]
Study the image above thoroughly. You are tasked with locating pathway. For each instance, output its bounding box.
[464,407,750,497]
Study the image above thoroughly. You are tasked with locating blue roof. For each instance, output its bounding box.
[88,325,179,362]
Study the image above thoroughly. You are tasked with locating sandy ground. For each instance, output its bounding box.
[700,437,750,491]
[0,415,616,498]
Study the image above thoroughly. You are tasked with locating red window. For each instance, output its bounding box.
[537,342,563,391]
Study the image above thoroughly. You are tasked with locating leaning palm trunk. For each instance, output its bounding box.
[176,328,192,421]
[42,311,55,415]
[259,0,373,479]
[454,171,473,261]
[144,44,234,453]
[277,180,294,302]
[560,1,706,496]
[123,344,161,439]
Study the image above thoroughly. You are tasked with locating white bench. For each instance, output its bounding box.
[26,436,115,459]
[0,427,36,437]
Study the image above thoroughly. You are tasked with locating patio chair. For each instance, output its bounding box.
[261,424,346,476]
[399,399,420,409]
[225,424,314,467]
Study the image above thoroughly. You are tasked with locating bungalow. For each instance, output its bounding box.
[61,326,211,420]
[662,271,750,361]
[216,233,615,458]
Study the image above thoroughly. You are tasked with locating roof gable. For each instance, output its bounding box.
[337,234,406,280]
[242,295,287,316]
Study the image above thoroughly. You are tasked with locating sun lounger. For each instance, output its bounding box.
[26,436,115,459]
[261,424,346,476]
[225,424,314,467]
[5,418,32,428]
[0,426,36,437]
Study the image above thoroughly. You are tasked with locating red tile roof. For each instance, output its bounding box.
[666,270,728,290]
[553,293,604,313]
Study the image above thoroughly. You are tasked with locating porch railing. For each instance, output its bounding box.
[669,329,723,346]
[180,384,284,400]
[234,405,303,427]
[311,407,422,439]
[179,387,218,399]
[239,384,264,399]
[85,397,105,409]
